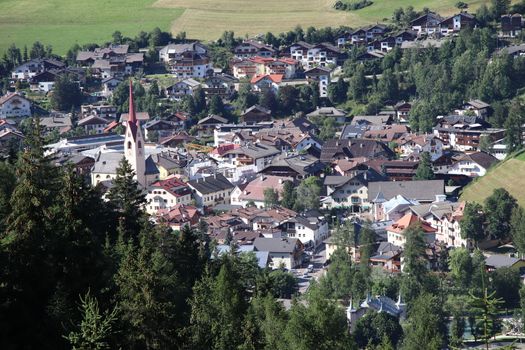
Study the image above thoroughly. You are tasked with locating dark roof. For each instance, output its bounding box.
[321,139,394,163]
[254,237,300,253]
[145,155,160,175]
[188,173,234,194]
[460,151,498,169]
[368,180,445,202]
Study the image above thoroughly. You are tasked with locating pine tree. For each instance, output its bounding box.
[65,291,118,350]
[460,202,485,245]
[414,152,435,180]
[107,158,146,242]
[280,180,296,209]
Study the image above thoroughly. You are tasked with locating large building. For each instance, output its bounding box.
[124,81,146,187]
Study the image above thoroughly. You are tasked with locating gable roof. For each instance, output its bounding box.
[458,151,498,170]
[254,237,300,253]
[368,180,445,202]
[251,74,283,84]
[188,173,234,194]
[387,212,437,234]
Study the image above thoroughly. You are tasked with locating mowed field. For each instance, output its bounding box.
[460,153,525,207]
[0,0,184,55]
[1,0,489,55]
[155,0,488,41]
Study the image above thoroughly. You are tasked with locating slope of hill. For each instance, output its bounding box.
[460,152,525,207]
[1,0,488,55]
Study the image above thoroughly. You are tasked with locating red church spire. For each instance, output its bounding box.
[128,79,136,123]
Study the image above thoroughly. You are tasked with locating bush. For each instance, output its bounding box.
[334,0,373,11]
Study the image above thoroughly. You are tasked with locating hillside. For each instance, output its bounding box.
[1,0,489,55]
[460,152,525,207]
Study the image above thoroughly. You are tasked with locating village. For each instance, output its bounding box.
[2,5,525,347]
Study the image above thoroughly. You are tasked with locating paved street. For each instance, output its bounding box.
[292,244,328,294]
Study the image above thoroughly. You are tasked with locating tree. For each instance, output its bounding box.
[65,291,118,350]
[193,88,207,115]
[349,65,367,103]
[448,247,473,289]
[259,90,278,112]
[490,266,521,308]
[490,0,511,18]
[400,223,429,301]
[460,202,485,244]
[484,188,517,240]
[263,188,279,208]
[278,85,299,115]
[208,95,225,115]
[111,31,123,44]
[280,180,296,209]
[359,224,375,268]
[504,100,525,154]
[30,41,46,59]
[413,152,435,180]
[511,206,525,257]
[401,294,447,350]
[319,247,354,300]
[469,287,504,349]
[237,84,258,111]
[353,311,403,348]
[328,77,348,105]
[293,176,321,212]
[51,73,83,111]
[319,118,336,141]
[115,229,182,349]
[107,158,146,241]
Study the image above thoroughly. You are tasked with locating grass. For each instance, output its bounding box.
[460,151,525,207]
[0,0,184,55]
[0,0,490,56]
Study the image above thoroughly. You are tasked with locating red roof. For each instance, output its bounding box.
[387,213,437,234]
[250,74,283,84]
[211,143,240,156]
[104,120,119,133]
[150,177,191,197]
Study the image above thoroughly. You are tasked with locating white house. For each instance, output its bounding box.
[230,175,292,208]
[278,215,329,248]
[187,173,235,208]
[447,151,498,177]
[386,212,437,247]
[253,237,304,270]
[145,177,192,215]
[0,93,32,119]
[77,115,110,134]
[398,134,444,161]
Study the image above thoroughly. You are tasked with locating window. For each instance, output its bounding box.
[138,141,142,148]
[127,141,132,149]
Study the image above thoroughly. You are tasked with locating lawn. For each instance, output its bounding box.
[0,0,184,55]
[1,0,489,56]
[460,153,525,207]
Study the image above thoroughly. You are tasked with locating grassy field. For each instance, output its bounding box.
[155,0,488,41]
[0,0,183,55]
[1,0,489,55]
[460,153,525,207]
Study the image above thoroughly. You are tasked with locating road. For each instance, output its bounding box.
[292,243,327,294]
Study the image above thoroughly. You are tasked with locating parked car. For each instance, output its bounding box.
[307,264,314,273]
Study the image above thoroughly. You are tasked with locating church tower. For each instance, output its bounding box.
[124,80,146,187]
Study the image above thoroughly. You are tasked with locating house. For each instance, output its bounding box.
[322,170,385,211]
[261,153,325,180]
[500,14,523,37]
[187,173,235,208]
[197,114,228,137]
[0,93,32,119]
[101,76,122,97]
[485,254,525,272]
[320,139,395,164]
[433,115,505,152]
[368,180,445,204]
[165,78,201,100]
[29,70,58,92]
[11,58,65,80]
[439,12,475,35]
[240,105,272,124]
[370,242,402,273]
[81,104,118,119]
[145,177,192,215]
[277,215,329,248]
[343,24,388,46]
[447,151,498,177]
[458,100,491,118]
[398,134,444,161]
[386,212,437,247]
[372,194,419,222]
[90,152,124,185]
[54,154,95,176]
[149,152,187,179]
[46,133,124,155]
[253,237,304,270]
[351,114,393,126]
[234,40,276,59]
[156,204,200,231]
[304,67,331,98]
[220,143,281,171]
[159,43,212,78]
[394,101,412,122]
[250,74,283,93]
[143,119,181,141]
[0,127,24,151]
[231,175,292,208]
[77,45,143,78]
[287,42,344,68]
[202,75,237,98]
[77,115,109,134]
[306,107,346,123]
[407,201,468,248]
[347,293,406,332]
[77,44,129,66]
[410,12,444,35]
[40,114,73,134]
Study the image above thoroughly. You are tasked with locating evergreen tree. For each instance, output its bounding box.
[353,312,403,348]
[51,73,83,111]
[448,247,473,289]
[484,188,517,240]
[263,188,279,208]
[401,294,447,350]
[280,180,296,209]
[193,88,207,115]
[259,90,278,113]
[319,247,354,300]
[511,206,525,257]
[328,77,348,105]
[349,65,367,103]
[504,100,525,154]
[208,95,225,115]
[413,152,435,180]
[293,176,321,212]
[107,158,146,241]
[400,223,429,301]
[65,291,118,350]
[460,202,485,245]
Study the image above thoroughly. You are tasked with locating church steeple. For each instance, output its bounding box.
[124,80,146,187]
